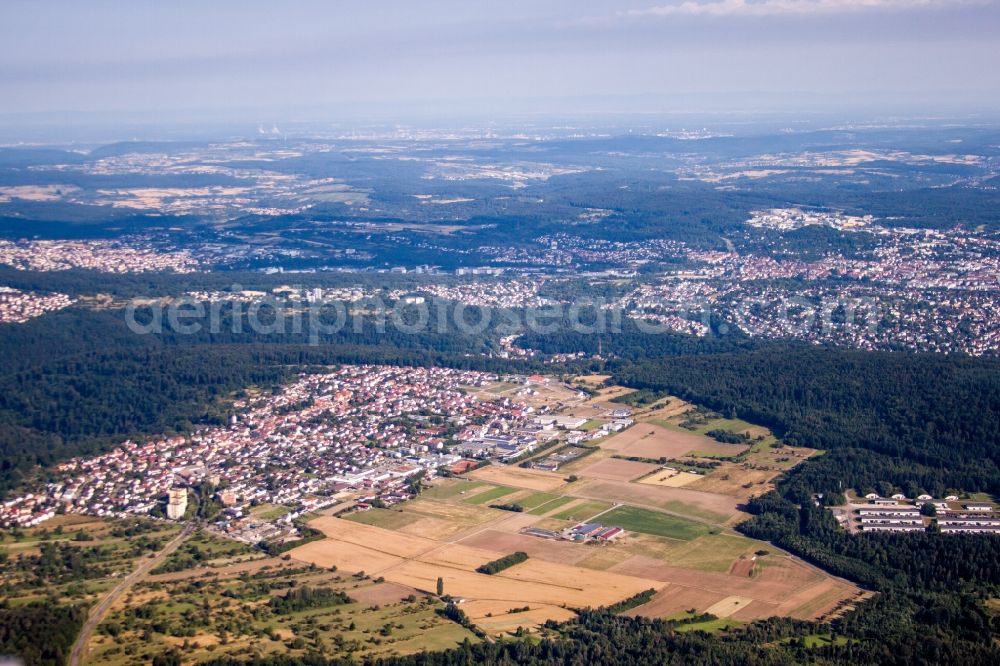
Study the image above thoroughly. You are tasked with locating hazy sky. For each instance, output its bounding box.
[1,0,998,119]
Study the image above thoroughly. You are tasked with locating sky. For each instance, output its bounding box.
[1,0,998,122]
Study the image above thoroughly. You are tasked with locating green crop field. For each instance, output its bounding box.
[345,507,420,530]
[515,492,561,510]
[463,485,519,505]
[550,500,612,522]
[527,496,576,515]
[662,534,754,572]
[600,506,711,541]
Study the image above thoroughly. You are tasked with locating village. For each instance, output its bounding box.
[0,238,199,273]
[0,286,75,323]
[0,365,612,541]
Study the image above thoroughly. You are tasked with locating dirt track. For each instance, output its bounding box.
[69,524,194,666]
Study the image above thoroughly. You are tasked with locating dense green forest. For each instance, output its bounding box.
[614,347,1000,493]
[0,601,86,666]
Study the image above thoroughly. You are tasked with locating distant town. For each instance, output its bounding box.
[2,203,999,355]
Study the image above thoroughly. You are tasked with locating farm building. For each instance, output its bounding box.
[572,522,603,537]
[595,526,625,541]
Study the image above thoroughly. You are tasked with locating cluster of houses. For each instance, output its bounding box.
[0,286,75,324]
[0,239,199,273]
[0,365,540,529]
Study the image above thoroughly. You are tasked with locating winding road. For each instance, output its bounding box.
[68,523,195,666]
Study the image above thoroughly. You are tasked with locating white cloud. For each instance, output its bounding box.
[623,0,988,18]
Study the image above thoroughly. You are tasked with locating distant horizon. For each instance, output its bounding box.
[2,101,1000,147]
[2,0,998,136]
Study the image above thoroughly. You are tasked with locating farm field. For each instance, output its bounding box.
[528,495,576,515]
[390,498,499,540]
[637,397,695,421]
[599,505,710,541]
[463,485,519,505]
[575,457,659,482]
[685,465,778,496]
[663,533,759,573]
[674,417,769,439]
[637,469,703,488]
[549,499,614,522]
[458,529,596,566]
[614,550,857,622]
[599,423,748,460]
[345,507,420,530]
[466,464,567,491]
[290,517,661,628]
[284,471,857,635]
[513,491,562,510]
[420,479,489,500]
[571,478,740,524]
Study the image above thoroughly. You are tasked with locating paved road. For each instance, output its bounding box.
[69,523,195,666]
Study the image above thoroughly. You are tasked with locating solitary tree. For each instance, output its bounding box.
[436,576,444,596]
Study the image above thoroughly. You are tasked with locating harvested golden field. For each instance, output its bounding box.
[575,547,636,571]
[387,557,659,609]
[600,424,748,459]
[589,385,637,402]
[622,585,729,619]
[612,552,857,621]
[705,595,754,618]
[467,464,567,491]
[291,517,663,624]
[637,469,703,487]
[771,578,860,619]
[639,398,694,421]
[457,529,595,565]
[291,537,405,573]
[418,543,505,571]
[686,465,779,497]
[349,581,422,606]
[393,498,498,540]
[307,516,437,557]
[461,601,576,635]
[577,457,660,482]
